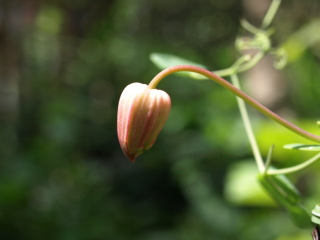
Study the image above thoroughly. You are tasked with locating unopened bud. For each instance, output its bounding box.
[117,83,171,162]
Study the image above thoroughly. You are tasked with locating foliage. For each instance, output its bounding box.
[0,0,319,239]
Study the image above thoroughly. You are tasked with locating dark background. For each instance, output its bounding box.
[0,0,319,239]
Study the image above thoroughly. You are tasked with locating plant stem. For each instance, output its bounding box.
[230,74,265,173]
[241,19,261,34]
[213,52,265,77]
[264,145,275,172]
[237,52,265,72]
[261,0,282,29]
[148,65,320,143]
[266,153,320,175]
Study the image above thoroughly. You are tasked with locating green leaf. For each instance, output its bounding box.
[149,52,208,80]
[258,172,312,229]
[224,160,275,206]
[284,143,320,151]
[287,204,312,229]
[258,172,301,207]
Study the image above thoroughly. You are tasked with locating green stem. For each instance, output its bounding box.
[230,74,265,173]
[261,0,282,29]
[148,65,320,143]
[264,145,275,172]
[237,52,265,72]
[213,52,265,77]
[266,153,320,175]
[213,68,234,77]
[214,55,251,77]
[241,19,261,34]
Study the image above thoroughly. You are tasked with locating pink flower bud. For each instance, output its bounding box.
[117,83,171,162]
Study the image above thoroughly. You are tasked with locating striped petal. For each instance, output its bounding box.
[117,83,171,162]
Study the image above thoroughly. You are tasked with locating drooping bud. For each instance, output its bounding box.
[117,83,171,162]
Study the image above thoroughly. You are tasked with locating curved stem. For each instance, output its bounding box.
[266,153,320,175]
[230,74,265,173]
[214,53,265,77]
[237,51,265,72]
[148,65,320,143]
[264,145,275,173]
[241,19,261,34]
[214,55,252,77]
[261,0,282,29]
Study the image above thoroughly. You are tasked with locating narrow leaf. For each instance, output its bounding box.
[149,52,208,80]
[284,143,320,151]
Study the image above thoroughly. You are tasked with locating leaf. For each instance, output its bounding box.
[287,204,312,229]
[224,160,275,206]
[258,171,312,229]
[284,143,320,151]
[149,52,208,80]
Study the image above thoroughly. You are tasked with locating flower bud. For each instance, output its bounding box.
[117,83,171,162]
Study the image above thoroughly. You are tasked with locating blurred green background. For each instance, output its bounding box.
[0,0,319,239]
